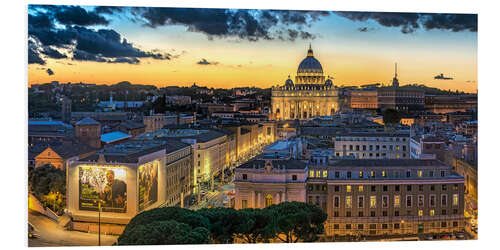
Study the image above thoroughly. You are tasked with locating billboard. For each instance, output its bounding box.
[138,161,159,211]
[79,166,127,213]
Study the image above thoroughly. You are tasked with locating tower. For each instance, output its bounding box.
[392,62,400,88]
[61,96,72,124]
[75,117,102,149]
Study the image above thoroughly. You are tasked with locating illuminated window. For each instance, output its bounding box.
[382,171,386,178]
[347,185,352,193]
[418,171,423,178]
[418,210,423,216]
[316,170,321,178]
[323,170,328,178]
[265,194,273,207]
[453,194,459,206]
[370,196,376,208]
[358,185,364,192]
[309,170,315,178]
[394,195,400,208]
[359,171,363,178]
[370,171,375,178]
[430,209,435,216]
[346,196,352,208]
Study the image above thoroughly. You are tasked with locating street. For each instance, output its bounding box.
[189,183,235,210]
[28,210,118,247]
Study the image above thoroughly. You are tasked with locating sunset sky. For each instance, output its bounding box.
[28,5,478,92]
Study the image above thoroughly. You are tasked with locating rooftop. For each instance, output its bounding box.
[101,131,132,144]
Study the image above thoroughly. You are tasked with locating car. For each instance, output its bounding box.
[424,234,434,240]
[440,234,451,240]
[455,232,465,239]
[28,223,39,239]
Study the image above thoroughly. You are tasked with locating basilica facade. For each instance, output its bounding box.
[271,45,339,120]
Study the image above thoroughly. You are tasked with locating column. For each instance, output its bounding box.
[251,191,256,209]
[257,192,261,208]
[275,193,280,205]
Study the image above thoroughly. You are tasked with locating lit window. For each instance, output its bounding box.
[323,170,328,178]
[418,171,423,178]
[346,196,352,208]
[370,171,375,178]
[430,210,435,216]
[309,170,315,178]
[316,170,321,178]
[418,210,423,216]
[382,171,386,177]
[359,171,363,178]
[370,196,376,208]
[358,185,364,192]
[394,195,400,208]
[347,185,352,193]
[453,194,459,206]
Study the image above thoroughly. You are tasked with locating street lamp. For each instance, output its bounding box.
[93,199,102,246]
[401,220,405,240]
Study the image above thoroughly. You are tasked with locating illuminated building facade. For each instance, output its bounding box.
[66,139,192,235]
[235,159,465,236]
[271,45,339,120]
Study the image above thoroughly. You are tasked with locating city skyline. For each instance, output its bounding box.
[28,5,477,92]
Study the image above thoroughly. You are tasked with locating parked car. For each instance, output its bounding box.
[440,234,451,240]
[424,234,434,240]
[455,232,465,239]
[28,223,39,239]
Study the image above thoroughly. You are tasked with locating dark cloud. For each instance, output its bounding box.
[421,14,477,32]
[357,27,375,32]
[53,6,109,26]
[335,11,477,34]
[132,7,327,41]
[197,58,219,65]
[27,5,174,65]
[95,6,125,14]
[46,68,54,75]
[72,50,107,62]
[41,46,67,59]
[108,57,140,64]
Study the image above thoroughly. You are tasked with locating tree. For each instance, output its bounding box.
[118,220,210,245]
[382,108,402,124]
[234,208,278,243]
[28,164,66,214]
[119,207,211,245]
[267,202,327,243]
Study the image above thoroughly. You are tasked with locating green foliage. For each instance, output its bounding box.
[267,202,327,243]
[118,220,210,245]
[233,208,278,243]
[118,202,327,245]
[382,108,402,124]
[28,164,66,213]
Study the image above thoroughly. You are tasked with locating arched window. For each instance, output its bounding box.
[265,194,273,207]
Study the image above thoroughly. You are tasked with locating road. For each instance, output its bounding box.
[28,210,118,247]
[189,183,235,210]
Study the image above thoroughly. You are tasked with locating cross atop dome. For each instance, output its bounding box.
[307,43,314,57]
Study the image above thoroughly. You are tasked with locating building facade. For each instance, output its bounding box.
[307,159,465,236]
[235,159,466,237]
[271,45,339,120]
[334,132,411,159]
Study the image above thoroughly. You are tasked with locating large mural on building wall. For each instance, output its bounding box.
[79,166,127,213]
[138,161,159,211]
